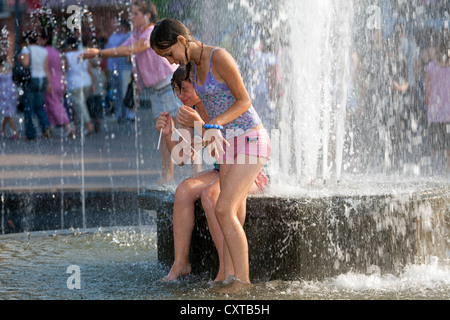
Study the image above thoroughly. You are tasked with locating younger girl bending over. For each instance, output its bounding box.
[156,65,267,282]
[151,19,271,293]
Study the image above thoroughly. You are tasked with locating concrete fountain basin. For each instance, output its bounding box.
[138,180,450,281]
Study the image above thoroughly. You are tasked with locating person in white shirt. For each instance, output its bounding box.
[19,31,52,140]
[65,36,94,135]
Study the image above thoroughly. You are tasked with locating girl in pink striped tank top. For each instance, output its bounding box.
[151,18,270,293]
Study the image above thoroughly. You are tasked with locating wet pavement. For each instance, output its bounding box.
[0,107,178,194]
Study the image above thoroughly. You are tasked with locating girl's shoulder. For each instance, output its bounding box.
[210,47,237,70]
[136,25,153,40]
[210,47,231,60]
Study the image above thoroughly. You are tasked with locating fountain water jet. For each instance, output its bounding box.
[275,0,354,185]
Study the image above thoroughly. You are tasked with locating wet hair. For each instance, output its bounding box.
[171,63,194,92]
[135,1,158,24]
[120,19,131,32]
[40,28,53,46]
[23,30,38,45]
[66,36,79,50]
[150,18,197,81]
[150,18,195,50]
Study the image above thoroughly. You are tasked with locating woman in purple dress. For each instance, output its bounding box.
[40,33,74,138]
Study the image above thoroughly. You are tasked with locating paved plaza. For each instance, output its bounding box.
[0,108,183,194]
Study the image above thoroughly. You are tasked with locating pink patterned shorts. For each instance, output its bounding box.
[223,128,271,164]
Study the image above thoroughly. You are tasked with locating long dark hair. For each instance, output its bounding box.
[150,18,197,80]
[171,63,194,92]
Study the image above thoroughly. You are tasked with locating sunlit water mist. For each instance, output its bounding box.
[18,0,449,190]
[275,0,354,185]
[0,227,448,299]
[191,0,450,189]
[190,0,361,186]
[188,0,354,186]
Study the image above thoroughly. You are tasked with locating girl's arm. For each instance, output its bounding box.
[195,102,210,125]
[177,103,209,126]
[81,39,149,59]
[176,102,210,137]
[19,52,30,67]
[208,48,252,127]
[156,112,177,150]
[62,56,68,91]
[156,112,193,166]
[62,55,68,71]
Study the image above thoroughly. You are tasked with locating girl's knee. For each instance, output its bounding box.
[174,180,196,204]
[214,200,230,222]
[200,185,219,214]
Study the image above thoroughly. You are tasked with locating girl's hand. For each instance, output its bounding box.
[156,112,173,136]
[176,105,204,128]
[203,128,230,161]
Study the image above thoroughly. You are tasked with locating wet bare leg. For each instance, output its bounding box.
[158,137,174,184]
[213,156,266,293]
[162,171,219,281]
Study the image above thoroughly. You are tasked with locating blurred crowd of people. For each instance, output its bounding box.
[1,1,183,186]
[0,19,136,141]
[1,8,449,176]
[348,24,450,174]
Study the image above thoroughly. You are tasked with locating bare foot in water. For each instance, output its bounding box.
[161,262,191,281]
[213,268,228,282]
[213,278,252,294]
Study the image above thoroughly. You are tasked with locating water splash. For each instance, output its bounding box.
[186,0,450,190]
[0,227,448,299]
